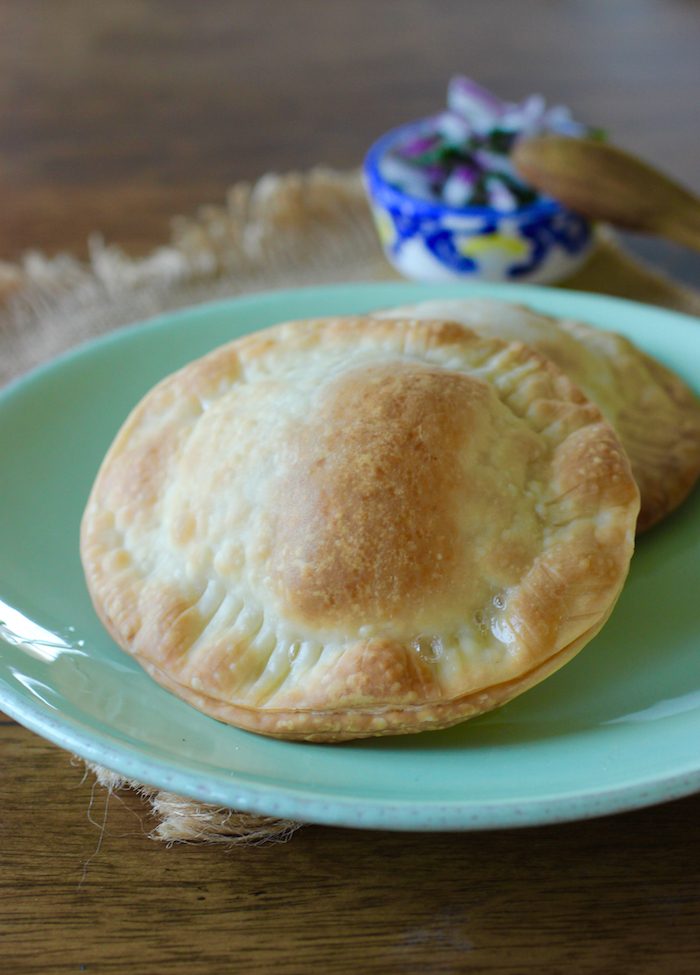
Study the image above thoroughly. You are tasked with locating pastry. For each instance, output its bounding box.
[375,298,700,532]
[81,316,639,741]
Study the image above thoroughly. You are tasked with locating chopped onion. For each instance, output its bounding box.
[380,77,593,210]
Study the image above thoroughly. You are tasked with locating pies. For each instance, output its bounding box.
[81,316,639,741]
[375,298,700,532]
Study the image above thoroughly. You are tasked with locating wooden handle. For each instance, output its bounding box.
[658,207,700,253]
[513,136,700,254]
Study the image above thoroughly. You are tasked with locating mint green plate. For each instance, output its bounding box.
[2,281,700,831]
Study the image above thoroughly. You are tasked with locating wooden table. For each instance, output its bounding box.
[3,3,700,972]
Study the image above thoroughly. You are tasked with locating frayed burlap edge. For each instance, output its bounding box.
[2,166,699,844]
[1,166,699,390]
[0,168,398,388]
[79,759,303,846]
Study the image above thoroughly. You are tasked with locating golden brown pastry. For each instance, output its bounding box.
[81,316,639,741]
[375,298,700,532]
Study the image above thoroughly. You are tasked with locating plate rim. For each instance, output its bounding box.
[4,683,700,831]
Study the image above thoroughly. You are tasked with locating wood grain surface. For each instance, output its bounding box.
[2,2,700,972]
[4,718,700,974]
[0,0,699,259]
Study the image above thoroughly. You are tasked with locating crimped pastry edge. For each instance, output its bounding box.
[130,584,622,743]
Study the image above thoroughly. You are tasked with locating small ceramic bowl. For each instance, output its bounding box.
[363,119,594,284]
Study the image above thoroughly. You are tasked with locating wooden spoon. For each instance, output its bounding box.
[512,135,700,253]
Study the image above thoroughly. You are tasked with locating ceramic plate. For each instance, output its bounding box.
[2,281,700,831]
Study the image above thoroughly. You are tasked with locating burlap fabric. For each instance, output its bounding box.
[2,168,699,843]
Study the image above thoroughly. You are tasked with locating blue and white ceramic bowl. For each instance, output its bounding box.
[363,119,594,285]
